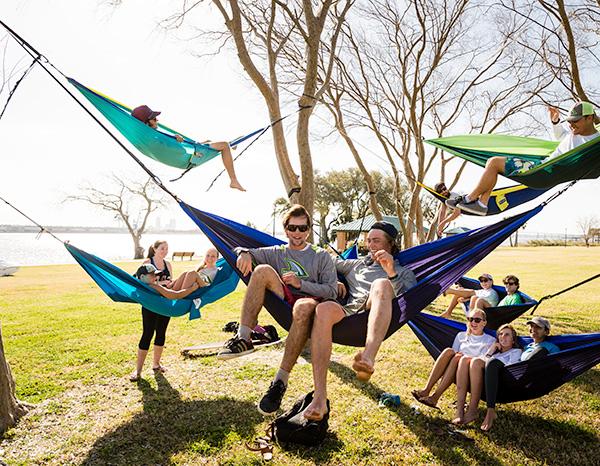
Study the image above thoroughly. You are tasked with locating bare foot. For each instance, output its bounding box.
[129,371,141,382]
[417,395,440,410]
[462,410,479,425]
[303,400,327,421]
[411,389,429,401]
[451,416,464,425]
[481,409,497,432]
[439,312,452,319]
[352,352,375,381]
[230,180,246,191]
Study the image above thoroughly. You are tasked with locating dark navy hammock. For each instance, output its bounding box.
[408,312,600,403]
[178,201,542,346]
[451,276,538,330]
[66,243,239,320]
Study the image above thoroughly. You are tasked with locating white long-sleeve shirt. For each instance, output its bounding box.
[548,122,600,161]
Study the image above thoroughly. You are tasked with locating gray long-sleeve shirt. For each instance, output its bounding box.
[234,244,337,300]
[336,256,417,313]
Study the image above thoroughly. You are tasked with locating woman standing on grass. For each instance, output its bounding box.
[130,240,175,381]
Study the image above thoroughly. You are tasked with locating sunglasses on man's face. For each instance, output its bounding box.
[286,224,310,232]
[504,281,517,286]
[468,317,484,323]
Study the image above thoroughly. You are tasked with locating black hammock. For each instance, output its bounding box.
[179,201,542,346]
[408,313,600,404]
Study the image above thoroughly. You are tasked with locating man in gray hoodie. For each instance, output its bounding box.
[217,204,337,414]
[302,221,416,421]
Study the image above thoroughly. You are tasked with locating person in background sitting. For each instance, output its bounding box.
[497,275,522,306]
[440,273,499,319]
[131,104,245,191]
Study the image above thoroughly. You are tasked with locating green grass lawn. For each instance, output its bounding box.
[0,247,598,465]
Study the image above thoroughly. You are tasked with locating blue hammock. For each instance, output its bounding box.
[178,201,542,346]
[66,243,239,320]
[450,276,538,330]
[408,313,600,403]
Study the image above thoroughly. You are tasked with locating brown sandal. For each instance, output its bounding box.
[245,436,273,461]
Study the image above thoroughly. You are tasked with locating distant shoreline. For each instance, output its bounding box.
[0,225,201,234]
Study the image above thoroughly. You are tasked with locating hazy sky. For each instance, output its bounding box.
[1,0,598,238]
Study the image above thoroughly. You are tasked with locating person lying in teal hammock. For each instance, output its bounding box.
[448,102,600,215]
[131,105,246,191]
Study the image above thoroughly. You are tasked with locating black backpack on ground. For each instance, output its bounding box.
[269,391,330,446]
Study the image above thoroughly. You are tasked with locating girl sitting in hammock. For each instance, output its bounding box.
[452,324,521,426]
[412,308,495,409]
[132,105,246,191]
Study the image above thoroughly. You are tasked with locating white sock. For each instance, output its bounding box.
[477,201,486,208]
[274,368,289,386]
[463,195,472,203]
[238,325,253,341]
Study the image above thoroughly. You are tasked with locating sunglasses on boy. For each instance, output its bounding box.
[286,224,310,232]
[504,281,517,286]
[479,278,490,283]
[468,317,484,323]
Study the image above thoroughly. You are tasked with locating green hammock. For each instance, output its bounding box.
[425,132,600,189]
[68,78,221,170]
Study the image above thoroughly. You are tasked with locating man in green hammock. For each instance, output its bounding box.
[131,105,246,191]
[448,102,599,215]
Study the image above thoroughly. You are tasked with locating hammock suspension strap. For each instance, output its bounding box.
[0,56,38,121]
[530,272,600,314]
[0,195,64,243]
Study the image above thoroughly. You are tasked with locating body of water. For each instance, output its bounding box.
[0,232,215,266]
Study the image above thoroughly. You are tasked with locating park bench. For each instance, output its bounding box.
[172,251,195,261]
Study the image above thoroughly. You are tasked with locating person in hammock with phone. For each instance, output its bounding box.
[448,102,599,216]
[131,104,246,191]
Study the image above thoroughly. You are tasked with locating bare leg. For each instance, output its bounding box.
[467,157,506,206]
[279,298,318,373]
[211,141,245,191]
[240,265,285,331]
[453,356,472,424]
[472,297,492,310]
[130,348,148,380]
[441,288,475,318]
[152,345,165,371]
[464,358,485,424]
[413,347,455,398]
[304,302,345,420]
[422,353,462,406]
[353,279,393,380]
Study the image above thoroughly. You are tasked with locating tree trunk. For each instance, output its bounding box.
[133,235,144,259]
[0,323,29,434]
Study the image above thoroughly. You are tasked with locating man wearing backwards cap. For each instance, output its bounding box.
[449,101,600,216]
[301,221,417,421]
[130,104,246,191]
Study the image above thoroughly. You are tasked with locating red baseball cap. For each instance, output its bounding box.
[131,105,161,123]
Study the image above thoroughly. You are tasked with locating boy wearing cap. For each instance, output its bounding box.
[301,221,417,421]
[521,316,560,360]
[440,273,499,319]
[131,104,246,191]
[448,102,600,216]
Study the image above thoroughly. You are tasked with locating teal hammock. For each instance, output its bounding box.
[68,78,260,171]
[66,243,240,319]
[425,132,600,189]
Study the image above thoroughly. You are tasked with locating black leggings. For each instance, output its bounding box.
[138,308,171,350]
[485,347,549,409]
